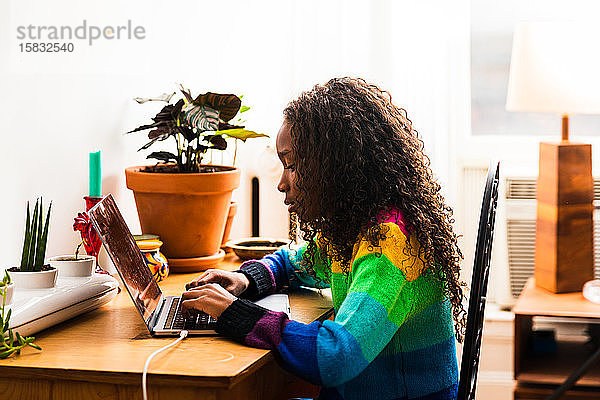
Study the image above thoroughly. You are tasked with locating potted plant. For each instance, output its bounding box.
[7,198,57,289]
[126,86,267,269]
[48,240,95,277]
[0,270,42,358]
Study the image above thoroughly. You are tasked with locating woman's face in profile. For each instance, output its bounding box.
[276,121,299,215]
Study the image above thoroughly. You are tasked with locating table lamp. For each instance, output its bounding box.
[506,22,600,293]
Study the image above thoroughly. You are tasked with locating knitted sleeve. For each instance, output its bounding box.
[217,222,437,387]
[236,241,330,300]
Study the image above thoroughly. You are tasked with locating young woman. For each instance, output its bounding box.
[181,78,465,400]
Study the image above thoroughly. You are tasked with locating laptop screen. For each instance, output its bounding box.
[88,194,161,328]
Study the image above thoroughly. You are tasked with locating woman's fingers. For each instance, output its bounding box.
[185,270,219,290]
[180,283,236,319]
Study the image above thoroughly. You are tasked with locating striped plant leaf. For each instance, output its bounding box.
[20,202,31,269]
[193,93,241,122]
[182,104,219,132]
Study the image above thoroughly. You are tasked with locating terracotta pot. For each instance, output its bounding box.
[221,201,238,247]
[125,165,240,259]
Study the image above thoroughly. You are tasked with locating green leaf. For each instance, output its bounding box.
[0,348,16,359]
[37,200,52,271]
[25,200,40,272]
[217,129,269,142]
[20,202,31,269]
[34,198,43,270]
[27,342,42,351]
[15,332,23,345]
[239,106,251,113]
[34,199,48,270]
[8,329,13,347]
[4,309,11,331]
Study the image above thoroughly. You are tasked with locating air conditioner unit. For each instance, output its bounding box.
[503,177,600,303]
[458,160,600,308]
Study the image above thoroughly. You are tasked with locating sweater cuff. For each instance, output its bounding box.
[236,260,274,300]
[215,298,268,343]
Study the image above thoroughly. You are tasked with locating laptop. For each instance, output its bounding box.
[88,194,290,336]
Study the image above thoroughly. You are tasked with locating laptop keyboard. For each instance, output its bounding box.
[163,297,216,330]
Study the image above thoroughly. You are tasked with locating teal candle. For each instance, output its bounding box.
[89,151,101,197]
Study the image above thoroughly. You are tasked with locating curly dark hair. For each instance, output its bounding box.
[283,77,466,341]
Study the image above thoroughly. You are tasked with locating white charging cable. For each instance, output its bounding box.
[142,330,188,400]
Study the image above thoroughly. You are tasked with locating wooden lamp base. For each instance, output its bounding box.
[534,141,594,293]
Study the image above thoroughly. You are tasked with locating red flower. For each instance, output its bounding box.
[73,212,102,259]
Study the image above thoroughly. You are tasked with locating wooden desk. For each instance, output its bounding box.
[0,255,334,400]
[513,278,600,399]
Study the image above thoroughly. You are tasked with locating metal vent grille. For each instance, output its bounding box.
[506,178,537,200]
[507,220,536,297]
[507,218,600,298]
[507,177,600,200]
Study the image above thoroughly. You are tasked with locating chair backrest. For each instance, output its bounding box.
[456,161,500,400]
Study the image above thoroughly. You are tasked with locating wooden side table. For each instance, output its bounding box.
[513,278,600,399]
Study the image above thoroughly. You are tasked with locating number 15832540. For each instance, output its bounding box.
[19,42,74,52]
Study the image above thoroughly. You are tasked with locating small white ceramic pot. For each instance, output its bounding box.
[49,255,95,277]
[1,283,14,305]
[8,267,58,289]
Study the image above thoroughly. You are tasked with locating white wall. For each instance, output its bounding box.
[0,0,470,271]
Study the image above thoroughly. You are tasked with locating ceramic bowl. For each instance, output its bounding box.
[8,267,58,289]
[226,238,288,261]
[49,255,95,277]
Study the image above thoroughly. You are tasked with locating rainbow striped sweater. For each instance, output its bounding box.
[215,210,458,400]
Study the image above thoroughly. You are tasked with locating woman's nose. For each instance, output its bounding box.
[277,173,288,193]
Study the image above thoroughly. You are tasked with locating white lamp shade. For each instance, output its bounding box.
[506,22,600,115]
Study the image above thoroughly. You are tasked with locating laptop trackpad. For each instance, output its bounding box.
[254,294,291,316]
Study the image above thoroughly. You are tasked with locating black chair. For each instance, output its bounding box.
[456,161,500,400]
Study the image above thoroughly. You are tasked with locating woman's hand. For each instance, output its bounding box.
[185,269,250,296]
[181,283,237,319]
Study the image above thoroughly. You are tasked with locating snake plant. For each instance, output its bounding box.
[19,198,52,272]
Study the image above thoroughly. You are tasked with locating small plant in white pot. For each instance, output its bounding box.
[48,240,95,277]
[7,198,58,289]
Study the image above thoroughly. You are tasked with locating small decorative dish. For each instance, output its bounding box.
[226,238,289,261]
